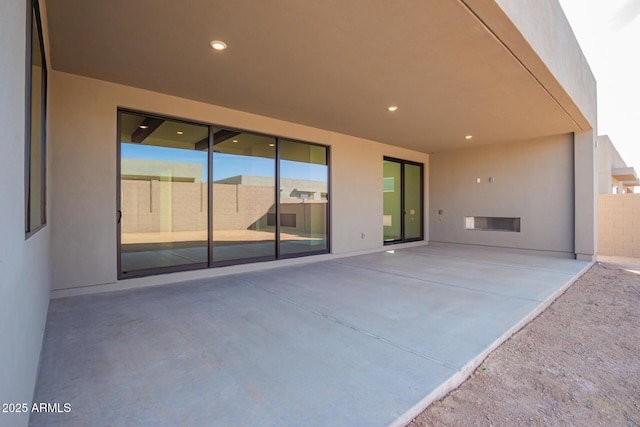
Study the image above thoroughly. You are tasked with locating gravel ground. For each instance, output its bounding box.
[410,261,640,427]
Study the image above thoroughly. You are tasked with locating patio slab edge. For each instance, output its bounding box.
[389,259,595,427]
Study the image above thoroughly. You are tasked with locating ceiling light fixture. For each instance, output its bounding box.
[465,135,473,140]
[232,139,238,143]
[177,131,184,135]
[139,125,148,129]
[268,143,275,147]
[387,105,398,112]
[210,40,227,50]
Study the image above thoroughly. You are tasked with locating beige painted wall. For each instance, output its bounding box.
[488,0,600,259]
[0,1,52,425]
[597,135,636,195]
[598,136,616,195]
[458,0,598,260]
[49,71,430,290]
[491,0,597,129]
[574,130,598,260]
[598,194,640,258]
[429,134,575,254]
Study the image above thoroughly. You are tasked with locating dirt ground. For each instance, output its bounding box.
[410,260,640,427]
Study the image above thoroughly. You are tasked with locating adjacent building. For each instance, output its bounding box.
[598,135,640,194]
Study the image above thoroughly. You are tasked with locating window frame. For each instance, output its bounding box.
[25,0,48,238]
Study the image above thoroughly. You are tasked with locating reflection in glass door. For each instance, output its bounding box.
[212,131,276,264]
[118,110,331,278]
[118,112,209,276]
[279,139,329,257]
[404,163,422,240]
[383,157,423,244]
[383,160,402,241]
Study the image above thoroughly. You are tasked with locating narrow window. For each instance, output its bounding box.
[25,0,47,236]
[465,216,521,232]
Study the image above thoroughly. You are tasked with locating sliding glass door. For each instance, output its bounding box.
[403,162,422,240]
[212,131,276,265]
[279,139,329,257]
[118,112,209,275]
[118,110,330,278]
[383,157,423,244]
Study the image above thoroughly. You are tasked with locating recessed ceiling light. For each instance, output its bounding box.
[465,135,473,140]
[177,131,184,135]
[232,139,238,143]
[268,143,275,147]
[210,40,227,50]
[387,105,398,112]
[139,125,148,129]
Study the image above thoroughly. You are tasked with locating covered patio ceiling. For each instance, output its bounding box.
[45,0,585,153]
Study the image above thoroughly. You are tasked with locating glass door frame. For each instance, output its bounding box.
[383,156,424,245]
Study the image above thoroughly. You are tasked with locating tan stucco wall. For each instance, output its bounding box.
[598,136,615,194]
[0,1,52,424]
[574,130,598,260]
[491,0,597,129]
[597,135,636,195]
[429,134,575,254]
[49,71,430,291]
[598,194,640,258]
[460,0,599,260]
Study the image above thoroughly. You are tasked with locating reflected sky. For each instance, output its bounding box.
[122,144,327,182]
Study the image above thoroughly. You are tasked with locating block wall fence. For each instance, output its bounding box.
[598,194,640,258]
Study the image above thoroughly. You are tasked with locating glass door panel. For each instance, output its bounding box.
[383,160,402,242]
[404,163,422,240]
[119,112,209,275]
[383,157,423,244]
[279,140,329,256]
[212,131,276,263]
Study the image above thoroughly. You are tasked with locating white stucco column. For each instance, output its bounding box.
[574,130,598,260]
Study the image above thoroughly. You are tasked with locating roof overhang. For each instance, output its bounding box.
[44,0,592,153]
[612,167,639,182]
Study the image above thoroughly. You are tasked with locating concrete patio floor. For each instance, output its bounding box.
[30,243,591,427]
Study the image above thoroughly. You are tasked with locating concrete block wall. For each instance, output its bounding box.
[121,180,208,232]
[122,180,289,232]
[598,194,640,257]
[280,201,327,235]
[214,184,274,230]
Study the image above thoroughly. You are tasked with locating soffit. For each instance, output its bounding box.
[45,0,581,153]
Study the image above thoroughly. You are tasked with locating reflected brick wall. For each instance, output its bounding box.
[121,180,326,234]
